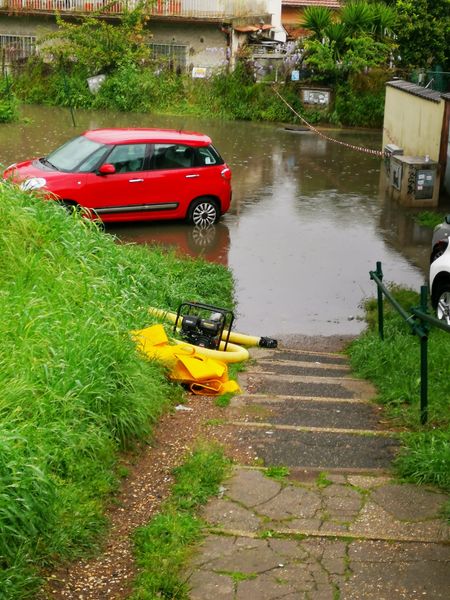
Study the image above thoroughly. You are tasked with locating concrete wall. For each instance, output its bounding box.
[0,16,229,72]
[383,84,445,161]
[149,22,229,72]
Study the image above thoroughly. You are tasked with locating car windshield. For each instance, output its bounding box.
[45,135,107,172]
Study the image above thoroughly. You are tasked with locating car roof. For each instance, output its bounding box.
[83,128,212,146]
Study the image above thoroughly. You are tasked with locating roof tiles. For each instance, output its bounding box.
[282,0,342,8]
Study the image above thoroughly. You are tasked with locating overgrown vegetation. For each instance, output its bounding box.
[347,286,450,493]
[0,182,234,597]
[0,75,19,123]
[131,443,230,599]
[414,211,447,229]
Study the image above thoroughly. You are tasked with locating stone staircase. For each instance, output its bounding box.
[186,346,450,599]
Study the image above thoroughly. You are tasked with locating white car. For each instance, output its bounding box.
[430,214,450,263]
[430,240,450,324]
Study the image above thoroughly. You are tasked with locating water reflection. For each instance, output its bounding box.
[108,222,230,266]
[0,105,435,336]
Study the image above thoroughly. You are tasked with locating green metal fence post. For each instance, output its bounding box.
[376,261,384,340]
[419,285,430,425]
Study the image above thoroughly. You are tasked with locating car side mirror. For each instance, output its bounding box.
[445,214,450,225]
[98,163,116,175]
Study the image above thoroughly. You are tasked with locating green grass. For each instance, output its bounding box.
[0,183,234,597]
[265,465,290,481]
[414,211,447,229]
[131,443,231,599]
[347,286,450,493]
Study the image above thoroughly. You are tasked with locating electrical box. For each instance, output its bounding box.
[388,155,439,207]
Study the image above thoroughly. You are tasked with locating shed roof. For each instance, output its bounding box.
[386,79,442,103]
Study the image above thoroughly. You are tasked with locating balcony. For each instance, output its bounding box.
[0,0,271,20]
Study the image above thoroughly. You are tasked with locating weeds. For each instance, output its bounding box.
[0,183,234,597]
[131,443,230,598]
[265,465,290,481]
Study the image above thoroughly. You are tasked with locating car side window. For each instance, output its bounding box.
[151,144,194,170]
[106,144,147,173]
[197,146,218,166]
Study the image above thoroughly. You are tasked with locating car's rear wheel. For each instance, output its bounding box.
[187,198,219,227]
[435,284,450,325]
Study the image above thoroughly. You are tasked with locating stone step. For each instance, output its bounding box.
[232,427,398,470]
[254,360,351,378]
[230,396,384,430]
[241,375,375,400]
[258,348,349,365]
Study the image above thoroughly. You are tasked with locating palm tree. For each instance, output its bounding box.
[302,6,333,41]
[369,2,397,41]
[340,1,373,37]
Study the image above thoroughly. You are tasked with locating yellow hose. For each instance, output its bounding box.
[148,307,260,363]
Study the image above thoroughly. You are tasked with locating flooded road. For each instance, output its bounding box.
[0,105,434,336]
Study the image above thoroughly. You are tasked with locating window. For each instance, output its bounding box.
[148,43,187,71]
[151,144,195,170]
[0,34,36,62]
[106,144,147,173]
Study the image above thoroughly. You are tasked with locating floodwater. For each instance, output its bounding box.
[0,105,436,337]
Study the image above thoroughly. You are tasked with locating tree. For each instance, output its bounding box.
[39,1,154,76]
[394,0,450,70]
[300,1,396,80]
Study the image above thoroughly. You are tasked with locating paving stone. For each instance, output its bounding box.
[349,500,450,542]
[272,517,323,532]
[209,542,281,575]
[190,535,237,568]
[202,498,261,532]
[235,572,298,600]
[188,570,234,600]
[257,485,322,520]
[347,474,392,488]
[372,483,449,521]
[268,538,309,561]
[324,494,362,518]
[225,468,281,508]
[343,540,450,599]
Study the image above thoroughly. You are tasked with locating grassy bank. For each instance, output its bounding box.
[0,183,233,598]
[347,287,450,494]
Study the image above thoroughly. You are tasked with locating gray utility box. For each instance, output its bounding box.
[388,155,440,207]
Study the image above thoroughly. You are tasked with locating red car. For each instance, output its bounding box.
[3,128,232,226]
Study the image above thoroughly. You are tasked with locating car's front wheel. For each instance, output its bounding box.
[187,198,219,227]
[435,284,450,325]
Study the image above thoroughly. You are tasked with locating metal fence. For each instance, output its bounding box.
[370,261,450,425]
[0,34,36,68]
[2,0,269,18]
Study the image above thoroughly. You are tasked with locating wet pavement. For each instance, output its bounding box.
[186,345,450,599]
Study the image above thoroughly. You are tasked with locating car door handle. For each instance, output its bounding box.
[129,178,144,183]
[185,174,200,179]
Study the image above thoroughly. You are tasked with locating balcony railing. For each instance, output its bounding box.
[1,0,269,19]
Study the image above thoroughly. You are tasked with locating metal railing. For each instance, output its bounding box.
[370,261,450,425]
[1,0,269,18]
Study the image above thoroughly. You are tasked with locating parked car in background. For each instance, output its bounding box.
[430,214,450,263]
[2,128,232,226]
[430,237,450,325]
